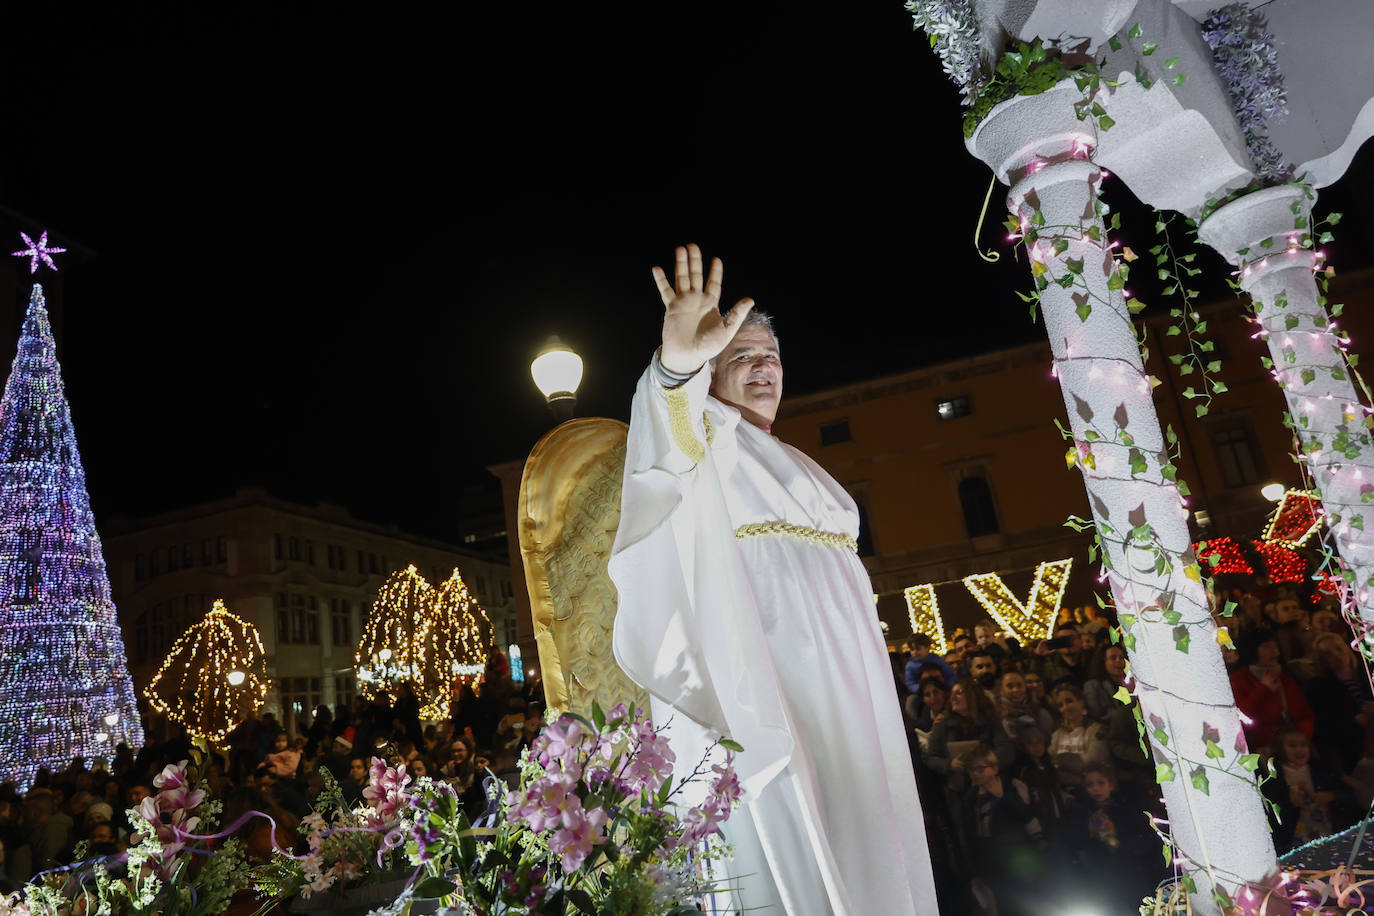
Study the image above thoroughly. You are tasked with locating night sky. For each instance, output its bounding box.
[1,3,1370,541]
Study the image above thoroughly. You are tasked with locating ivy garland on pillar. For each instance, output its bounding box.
[144,599,269,745]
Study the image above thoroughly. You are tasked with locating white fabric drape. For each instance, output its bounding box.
[610,362,939,915]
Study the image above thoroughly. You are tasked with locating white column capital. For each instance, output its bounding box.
[1197,184,1315,267]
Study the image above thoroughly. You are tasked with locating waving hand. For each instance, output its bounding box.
[653,243,755,375]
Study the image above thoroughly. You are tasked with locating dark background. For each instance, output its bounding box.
[0,2,1369,541]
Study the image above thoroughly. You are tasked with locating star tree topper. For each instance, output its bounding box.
[11,231,65,274]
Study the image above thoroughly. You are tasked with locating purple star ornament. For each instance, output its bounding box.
[11,231,66,274]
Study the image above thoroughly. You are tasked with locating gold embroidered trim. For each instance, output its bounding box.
[734,521,857,552]
[704,413,714,445]
[665,386,705,464]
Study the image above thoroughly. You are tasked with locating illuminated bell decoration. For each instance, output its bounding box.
[903,584,948,654]
[962,559,1073,643]
[1263,490,1323,548]
[0,282,145,789]
[144,599,268,744]
[1193,536,1254,576]
[356,565,494,719]
[430,568,493,716]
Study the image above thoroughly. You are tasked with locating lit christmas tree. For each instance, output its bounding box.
[0,265,144,788]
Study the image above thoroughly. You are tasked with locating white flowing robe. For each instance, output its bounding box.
[609,360,938,915]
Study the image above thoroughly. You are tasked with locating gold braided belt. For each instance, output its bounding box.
[734,521,857,552]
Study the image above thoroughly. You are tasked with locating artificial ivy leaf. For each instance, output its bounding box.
[1156,762,1175,783]
[1171,72,1186,86]
[1066,257,1084,275]
[1142,41,1158,56]
[1191,765,1210,795]
[1098,114,1115,131]
[1164,56,1178,68]
[1301,368,1316,384]
[1173,625,1191,653]
[1113,685,1132,706]
[1109,35,1123,51]
[1239,753,1260,772]
[719,738,744,752]
[1205,739,1225,760]
[1129,449,1147,475]
[1128,22,1142,38]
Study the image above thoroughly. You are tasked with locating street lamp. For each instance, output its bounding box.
[1260,482,1286,502]
[226,670,246,686]
[531,336,583,421]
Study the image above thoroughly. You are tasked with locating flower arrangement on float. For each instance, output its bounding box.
[0,705,742,916]
[0,758,250,916]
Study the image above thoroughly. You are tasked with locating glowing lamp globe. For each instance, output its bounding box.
[1261,482,1286,502]
[103,712,119,727]
[531,336,583,418]
[226,670,246,686]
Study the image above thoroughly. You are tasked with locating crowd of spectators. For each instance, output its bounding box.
[0,651,545,892]
[895,579,1374,915]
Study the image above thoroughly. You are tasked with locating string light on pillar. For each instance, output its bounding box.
[962,559,1073,643]
[903,584,948,653]
[0,239,144,789]
[144,599,268,745]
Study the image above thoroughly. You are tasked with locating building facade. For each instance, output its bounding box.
[103,487,517,735]
[769,269,1374,643]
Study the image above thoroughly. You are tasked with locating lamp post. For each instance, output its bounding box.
[531,336,583,422]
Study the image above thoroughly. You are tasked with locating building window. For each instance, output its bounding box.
[182,543,193,569]
[149,551,160,577]
[288,537,300,561]
[326,545,336,570]
[134,611,148,664]
[358,550,366,574]
[274,534,283,561]
[331,599,351,646]
[937,395,972,421]
[201,539,213,566]
[369,553,378,574]
[958,476,1000,538]
[820,420,852,446]
[335,675,357,712]
[278,676,324,726]
[216,536,228,563]
[306,540,315,566]
[168,546,179,572]
[135,553,145,581]
[1210,419,1264,489]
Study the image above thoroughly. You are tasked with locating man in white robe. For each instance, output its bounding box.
[609,244,939,914]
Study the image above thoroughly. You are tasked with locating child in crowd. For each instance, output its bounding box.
[1062,762,1161,913]
[1263,726,1360,853]
[1049,684,1107,794]
[264,732,302,779]
[957,744,1044,916]
[997,670,1054,744]
[1013,727,1064,837]
[904,633,957,694]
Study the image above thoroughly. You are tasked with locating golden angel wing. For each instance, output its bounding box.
[517,418,649,717]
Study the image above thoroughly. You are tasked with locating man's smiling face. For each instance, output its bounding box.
[710,323,782,428]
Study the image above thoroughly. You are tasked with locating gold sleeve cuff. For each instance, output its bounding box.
[665,386,705,464]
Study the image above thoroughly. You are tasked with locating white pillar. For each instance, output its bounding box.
[1199,185,1374,629]
[969,81,1279,913]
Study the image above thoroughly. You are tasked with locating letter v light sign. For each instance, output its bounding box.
[962,559,1073,643]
